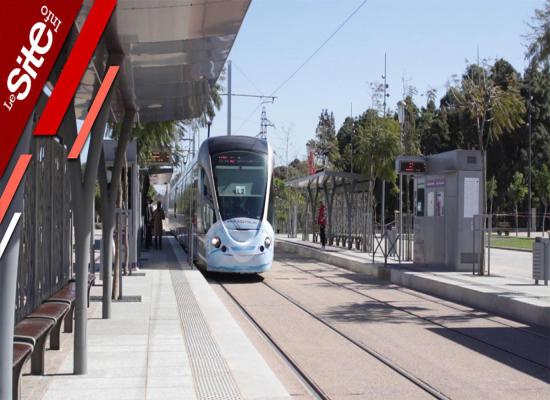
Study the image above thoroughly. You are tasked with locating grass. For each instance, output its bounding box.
[488,235,534,251]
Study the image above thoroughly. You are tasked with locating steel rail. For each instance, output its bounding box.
[260,280,452,400]
[214,278,330,400]
[279,257,550,373]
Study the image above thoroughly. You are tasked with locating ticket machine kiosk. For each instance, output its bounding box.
[398,150,483,271]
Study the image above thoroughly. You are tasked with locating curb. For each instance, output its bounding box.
[277,239,550,332]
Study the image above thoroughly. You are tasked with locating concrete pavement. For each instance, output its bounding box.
[20,237,290,400]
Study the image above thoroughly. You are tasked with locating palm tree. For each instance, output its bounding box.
[526,1,550,65]
[451,63,525,272]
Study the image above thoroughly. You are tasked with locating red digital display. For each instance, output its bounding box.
[400,161,426,173]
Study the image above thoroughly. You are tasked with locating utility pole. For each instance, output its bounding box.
[258,103,275,140]
[227,60,232,136]
[382,53,388,117]
[221,61,276,136]
[528,87,533,237]
[381,53,389,246]
[350,102,353,173]
[284,127,291,237]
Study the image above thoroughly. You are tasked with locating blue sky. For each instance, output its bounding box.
[202,0,545,164]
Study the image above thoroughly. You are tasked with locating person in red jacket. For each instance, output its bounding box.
[318,201,327,249]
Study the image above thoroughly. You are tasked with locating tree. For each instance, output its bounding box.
[508,171,528,236]
[355,110,401,245]
[526,0,550,65]
[534,165,550,235]
[451,62,526,269]
[419,99,451,155]
[311,109,339,168]
[336,116,355,172]
[487,176,498,216]
[401,95,420,155]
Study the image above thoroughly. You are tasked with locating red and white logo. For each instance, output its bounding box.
[0,0,83,177]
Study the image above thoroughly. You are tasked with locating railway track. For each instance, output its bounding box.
[214,276,452,400]
[277,255,550,373]
[216,279,330,400]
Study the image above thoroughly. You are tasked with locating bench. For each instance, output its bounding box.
[88,273,96,306]
[12,342,33,400]
[14,318,55,375]
[45,282,76,333]
[26,302,70,351]
[69,272,96,306]
[496,221,512,236]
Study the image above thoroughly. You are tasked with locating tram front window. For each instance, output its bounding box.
[212,151,268,221]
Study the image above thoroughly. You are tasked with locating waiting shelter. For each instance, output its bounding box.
[286,170,370,251]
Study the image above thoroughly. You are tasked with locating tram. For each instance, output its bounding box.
[168,136,274,273]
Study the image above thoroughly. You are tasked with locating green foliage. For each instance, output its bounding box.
[355,110,401,184]
[508,171,528,207]
[487,176,498,201]
[401,96,420,155]
[450,63,525,150]
[526,0,550,65]
[336,116,355,172]
[311,109,339,168]
[487,176,498,214]
[534,165,550,206]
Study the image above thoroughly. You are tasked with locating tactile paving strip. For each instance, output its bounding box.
[171,269,242,400]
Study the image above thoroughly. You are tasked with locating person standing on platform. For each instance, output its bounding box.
[318,201,327,249]
[145,198,154,249]
[152,200,165,249]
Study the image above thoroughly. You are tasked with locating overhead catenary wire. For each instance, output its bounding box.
[270,0,369,96]
[234,0,369,133]
[234,63,265,96]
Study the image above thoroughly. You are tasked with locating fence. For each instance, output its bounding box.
[15,138,72,323]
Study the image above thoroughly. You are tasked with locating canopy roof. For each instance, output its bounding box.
[286,170,368,189]
[73,0,250,123]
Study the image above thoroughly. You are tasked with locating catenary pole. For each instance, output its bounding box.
[227,60,232,136]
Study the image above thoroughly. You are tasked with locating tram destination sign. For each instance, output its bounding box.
[396,158,426,175]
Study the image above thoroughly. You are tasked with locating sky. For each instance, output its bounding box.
[199,0,546,165]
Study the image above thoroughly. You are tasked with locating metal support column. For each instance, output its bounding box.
[0,115,33,400]
[399,174,403,263]
[227,60,232,136]
[71,84,116,374]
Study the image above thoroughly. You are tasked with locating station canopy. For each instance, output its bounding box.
[286,170,368,191]
[71,0,251,124]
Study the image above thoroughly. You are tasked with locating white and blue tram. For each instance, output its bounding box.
[168,136,274,273]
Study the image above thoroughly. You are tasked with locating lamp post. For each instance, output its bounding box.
[527,86,533,237]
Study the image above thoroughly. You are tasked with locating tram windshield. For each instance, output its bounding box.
[212,151,268,221]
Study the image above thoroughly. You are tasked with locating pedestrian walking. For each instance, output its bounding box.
[145,198,154,249]
[152,201,165,249]
[318,201,327,249]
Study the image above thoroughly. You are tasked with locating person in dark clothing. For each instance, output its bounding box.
[152,201,165,249]
[318,201,327,249]
[145,198,154,249]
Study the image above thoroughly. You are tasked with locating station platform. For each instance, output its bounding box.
[20,237,290,400]
[277,235,550,332]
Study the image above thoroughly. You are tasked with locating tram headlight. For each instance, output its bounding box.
[264,236,272,248]
[211,236,221,248]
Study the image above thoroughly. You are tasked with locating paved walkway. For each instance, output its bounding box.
[21,237,289,400]
[277,235,550,330]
